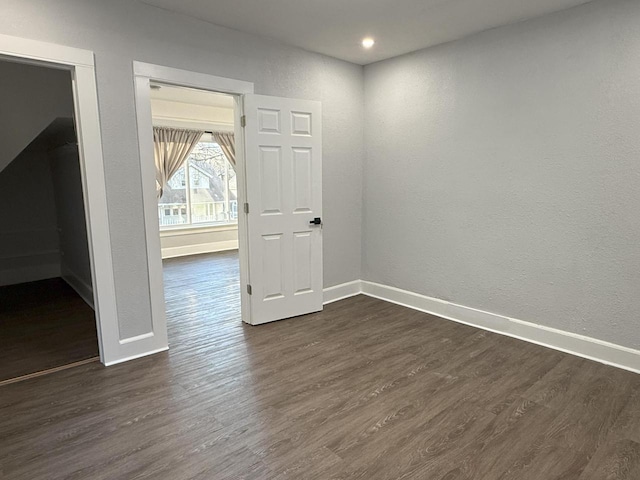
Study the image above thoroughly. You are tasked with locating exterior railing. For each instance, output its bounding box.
[158,201,237,227]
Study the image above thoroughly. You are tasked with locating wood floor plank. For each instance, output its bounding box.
[524,358,638,454]
[1,251,639,479]
[608,386,640,444]
[497,442,592,480]
[0,277,99,382]
[578,439,640,480]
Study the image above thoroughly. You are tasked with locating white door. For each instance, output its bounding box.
[243,94,323,325]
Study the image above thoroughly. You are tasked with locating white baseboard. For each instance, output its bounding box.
[359,280,640,375]
[0,260,60,286]
[161,240,239,259]
[323,280,362,304]
[61,263,94,309]
[321,280,640,374]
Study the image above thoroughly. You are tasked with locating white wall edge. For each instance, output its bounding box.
[61,263,94,309]
[323,280,362,304]
[161,241,239,259]
[359,280,640,375]
[104,346,169,367]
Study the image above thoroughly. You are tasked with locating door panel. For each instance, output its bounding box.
[292,148,313,212]
[259,146,283,214]
[244,94,322,325]
[293,231,313,294]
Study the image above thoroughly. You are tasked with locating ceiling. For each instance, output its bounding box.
[149,83,235,131]
[140,0,594,65]
[150,83,234,108]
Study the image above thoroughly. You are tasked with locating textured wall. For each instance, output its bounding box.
[0,0,364,338]
[363,0,640,349]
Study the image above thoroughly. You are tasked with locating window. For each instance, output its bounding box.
[158,140,237,229]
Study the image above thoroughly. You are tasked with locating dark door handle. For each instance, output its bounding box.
[309,217,322,225]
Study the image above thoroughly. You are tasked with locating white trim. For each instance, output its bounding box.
[234,95,252,325]
[0,33,93,67]
[0,34,120,366]
[159,224,238,237]
[72,64,119,365]
[133,62,254,94]
[323,280,362,305]
[133,62,255,356]
[162,240,239,259]
[359,280,640,375]
[61,263,94,309]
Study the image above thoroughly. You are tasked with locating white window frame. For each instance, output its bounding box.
[158,138,239,231]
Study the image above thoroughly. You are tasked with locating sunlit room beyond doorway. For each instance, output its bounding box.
[149,84,242,344]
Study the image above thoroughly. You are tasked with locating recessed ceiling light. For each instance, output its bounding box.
[362,37,375,49]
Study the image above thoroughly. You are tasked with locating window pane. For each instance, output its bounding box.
[158,165,187,227]
[157,140,237,229]
[188,142,237,225]
[228,160,237,221]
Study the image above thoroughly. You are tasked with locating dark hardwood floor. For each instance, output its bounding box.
[0,277,98,383]
[163,251,241,354]
[1,251,640,479]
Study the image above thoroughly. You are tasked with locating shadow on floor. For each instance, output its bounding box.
[0,277,98,382]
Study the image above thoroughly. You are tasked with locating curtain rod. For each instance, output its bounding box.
[204,130,233,135]
[153,126,232,135]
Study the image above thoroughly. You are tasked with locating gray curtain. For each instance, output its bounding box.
[212,131,236,169]
[153,127,203,198]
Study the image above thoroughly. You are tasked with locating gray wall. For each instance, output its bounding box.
[0,61,74,174]
[0,62,76,286]
[0,0,364,338]
[50,144,93,298]
[0,148,60,285]
[363,0,640,349]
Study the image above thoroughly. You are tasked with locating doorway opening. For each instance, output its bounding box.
[0,59,98,384]
[135,62,324,344]
[149,83,243,345]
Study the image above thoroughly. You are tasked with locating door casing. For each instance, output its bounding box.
[0,34,119,364]
[133,62,255,352]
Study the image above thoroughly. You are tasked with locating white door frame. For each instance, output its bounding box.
[132,62,254,343]
[0,34,119,365]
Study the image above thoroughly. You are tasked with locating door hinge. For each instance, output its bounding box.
[246,284,252,295]
[240,115,246,127]
[244,202,249,214]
